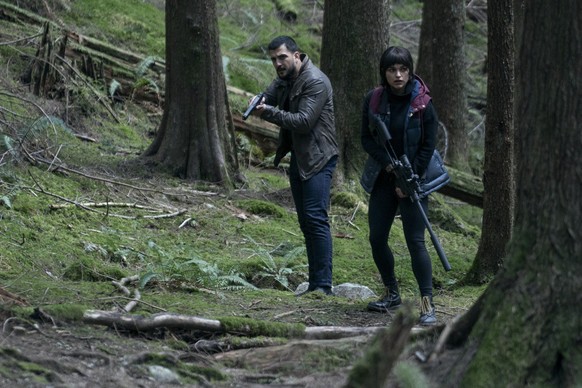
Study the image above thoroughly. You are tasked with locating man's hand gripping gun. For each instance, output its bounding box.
[242,93,265,120]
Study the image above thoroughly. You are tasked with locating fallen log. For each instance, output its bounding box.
[83,310,423,340]
[438,167,484,208]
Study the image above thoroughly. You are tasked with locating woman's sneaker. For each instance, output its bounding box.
[419,296,437,326]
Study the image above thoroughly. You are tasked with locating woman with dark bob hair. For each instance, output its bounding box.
[360,46,439,325]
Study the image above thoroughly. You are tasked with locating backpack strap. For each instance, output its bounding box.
[369,86,384,114]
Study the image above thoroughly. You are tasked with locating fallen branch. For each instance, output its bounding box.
[111,275,141,313]
[27,176,187,220]
[83,310,423,340]
[32,155,218,197]
[50,202,163,212]
[178,217,193,229]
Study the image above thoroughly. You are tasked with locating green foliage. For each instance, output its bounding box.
[429,194,481,236]
[242,237,307,290]
[63,0,165,56]
[227,56,274,93]
[139,241,258,291]
[108,79,121,98]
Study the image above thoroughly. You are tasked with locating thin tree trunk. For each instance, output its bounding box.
[464,0,514,284]
[430,0,468,169]
[416,0,435,85]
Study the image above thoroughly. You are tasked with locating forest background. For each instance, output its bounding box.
[0,0,493,386]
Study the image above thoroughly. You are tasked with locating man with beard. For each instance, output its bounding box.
[248,35,338,296]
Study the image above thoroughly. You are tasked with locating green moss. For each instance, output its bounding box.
[41,304,88,322]
[429,194,480,236]
[65,0,164,56]
[16,362,54,383]
[331,191,363,209]
[235,199,288,218]
[219,316,305,338]
[63,257,127,282]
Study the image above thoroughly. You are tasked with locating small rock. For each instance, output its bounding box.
[294,282,377,300]
[147,365,180,384]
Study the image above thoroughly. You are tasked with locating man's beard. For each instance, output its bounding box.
[278,66,297,81]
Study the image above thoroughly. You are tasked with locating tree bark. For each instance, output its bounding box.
[431,0,582,385]
[464,0,515,284]
[430,0,469,170]
[143,0,239,185]
[320,0,390,187]
[416,0,435,85]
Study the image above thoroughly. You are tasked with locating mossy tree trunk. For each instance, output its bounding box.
[437,1,582,385]
[464,0,515,284]
[320,0,390,188]
[144,0,239,185]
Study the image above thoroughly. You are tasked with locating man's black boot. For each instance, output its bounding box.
[367,287,401,312]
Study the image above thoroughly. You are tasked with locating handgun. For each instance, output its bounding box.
[242,93,265,120]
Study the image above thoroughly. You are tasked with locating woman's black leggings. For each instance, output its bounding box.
[368,170,433,297]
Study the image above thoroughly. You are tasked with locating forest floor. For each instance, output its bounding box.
[1,283,455,387]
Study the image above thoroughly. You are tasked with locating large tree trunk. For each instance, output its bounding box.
[464,0,515,284]
[431,0,582,385]
[144,0,239,185]
[430,0,468,170]
[320,0,390,187]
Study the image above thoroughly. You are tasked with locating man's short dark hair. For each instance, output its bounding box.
[268,36,299,52]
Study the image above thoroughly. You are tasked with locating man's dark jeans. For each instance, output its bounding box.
[289,154,337,289]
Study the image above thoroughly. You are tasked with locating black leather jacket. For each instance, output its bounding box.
[261,54,338,180]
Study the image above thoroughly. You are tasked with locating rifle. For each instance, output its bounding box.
[369,114,451,272]
[242,93,265,120]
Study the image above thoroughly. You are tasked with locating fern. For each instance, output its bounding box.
[109,79,122,98]
[243,237,307,290]
[138,244,257,291]
[0,196,12,209]
[135,56,159,77]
